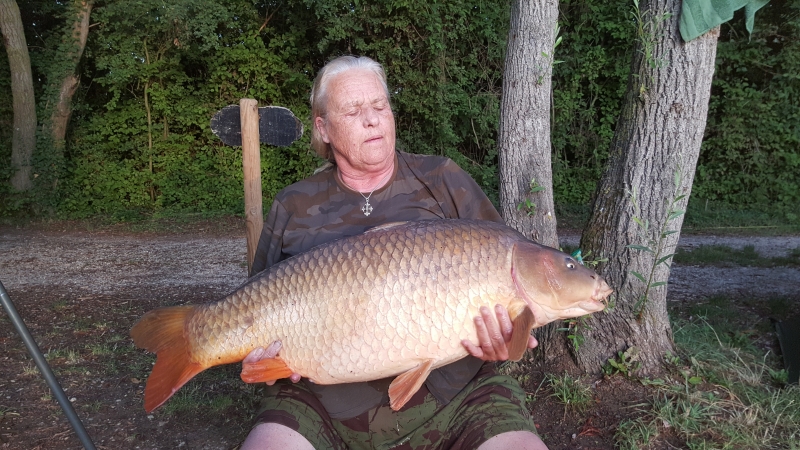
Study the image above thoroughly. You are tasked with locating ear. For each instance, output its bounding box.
[315,116,331,144]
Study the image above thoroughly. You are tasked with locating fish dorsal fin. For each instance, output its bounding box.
[388,359,435,411]
[507,301,536,361]
[365,221,409,233]
[240,356,294,383]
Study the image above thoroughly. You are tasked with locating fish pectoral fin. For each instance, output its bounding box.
[508,302,536,361]
[388,359,435,411]
[240,357,294,384]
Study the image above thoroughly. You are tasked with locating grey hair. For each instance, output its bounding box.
[310,55,390,161]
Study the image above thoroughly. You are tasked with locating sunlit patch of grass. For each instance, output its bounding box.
[21,363,39,377]
[546,373,593,413]
[65,349,82,365]
[87,343,112,356]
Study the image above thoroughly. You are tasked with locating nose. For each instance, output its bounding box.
[363,106,380,127]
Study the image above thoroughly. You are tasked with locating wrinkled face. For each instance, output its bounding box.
[511,242,612,325]
[315,69,396,169]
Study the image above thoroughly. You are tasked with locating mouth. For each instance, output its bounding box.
[364,135,383,144]
[592,280,613,306]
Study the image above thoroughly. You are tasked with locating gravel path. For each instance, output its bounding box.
[1,229,799,302]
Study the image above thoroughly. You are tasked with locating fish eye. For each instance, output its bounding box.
[566,258,576,269]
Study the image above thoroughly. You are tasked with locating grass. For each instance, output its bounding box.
[615,416,659,450]
[681,199,800,234]
[555,200,800,234]
[546,373,594,413]
[0,406,19,420]
[159,382,237,417]
[673,245,800,267]
[611,318,800,449]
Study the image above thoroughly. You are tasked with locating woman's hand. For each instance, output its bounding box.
[243,341,302,385]
[461,304,538,361]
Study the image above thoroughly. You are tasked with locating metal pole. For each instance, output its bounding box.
[0,280,97,450]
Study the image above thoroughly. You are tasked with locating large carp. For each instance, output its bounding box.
[131,219,611,412]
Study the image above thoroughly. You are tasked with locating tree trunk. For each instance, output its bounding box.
[49,0,93,152]
[0,0,36,192]
[576,0,719,375]
[497,0,567,361]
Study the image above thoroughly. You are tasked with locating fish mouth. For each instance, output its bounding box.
[591,279,613,306]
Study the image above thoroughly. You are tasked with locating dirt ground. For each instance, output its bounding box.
[1,219,799,449]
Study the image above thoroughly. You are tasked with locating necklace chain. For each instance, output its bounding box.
[341,170,393,217]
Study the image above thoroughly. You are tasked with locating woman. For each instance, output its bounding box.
[241,56,548,450]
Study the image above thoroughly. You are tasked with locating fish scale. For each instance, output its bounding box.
[131,219,612,412]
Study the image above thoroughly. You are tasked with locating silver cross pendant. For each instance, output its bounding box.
[362,200,373,216]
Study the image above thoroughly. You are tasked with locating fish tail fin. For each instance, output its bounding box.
[507,302,536,361]
[130,306,205,412]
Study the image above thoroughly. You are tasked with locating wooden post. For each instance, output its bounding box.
[240,98,263,275]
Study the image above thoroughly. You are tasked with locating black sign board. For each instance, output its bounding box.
[211,105,303,147]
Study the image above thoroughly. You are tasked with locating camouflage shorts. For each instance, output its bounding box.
[253,364,536,450]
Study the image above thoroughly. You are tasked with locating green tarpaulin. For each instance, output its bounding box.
[680,0,770,41]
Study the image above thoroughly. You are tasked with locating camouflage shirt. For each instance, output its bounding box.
[251,151,503,419]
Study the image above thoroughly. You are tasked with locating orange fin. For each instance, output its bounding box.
[240,357,294,383]
[508,303,536,361]
[388,359,435,411]
[130,306,205,413]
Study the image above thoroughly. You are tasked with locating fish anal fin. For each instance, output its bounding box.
[241,357,294,384]
[130,305,206,413]
[388,359,435,411]
[508,302,536,361]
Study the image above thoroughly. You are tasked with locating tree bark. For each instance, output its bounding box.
[0,0,36,192]
[497,0,567,360]
[49,0,93,152]
[576,0,719,375]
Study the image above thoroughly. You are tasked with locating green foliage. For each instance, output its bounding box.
[603,346,642,377]
[694,1,800,217]
[516,178,545,216]
[546,373,594,413]
[3,0,799,218]
[641,319,800,448]
[550,0,634,206]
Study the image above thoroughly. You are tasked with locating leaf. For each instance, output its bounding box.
[668,209,686,221]
[631,271,647,283]
[529,186,545,193]
[673,194,686,203]
[688,376,702,385]
[627,245,654,253]
[656,254,675,265]
[650,281,667,287]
